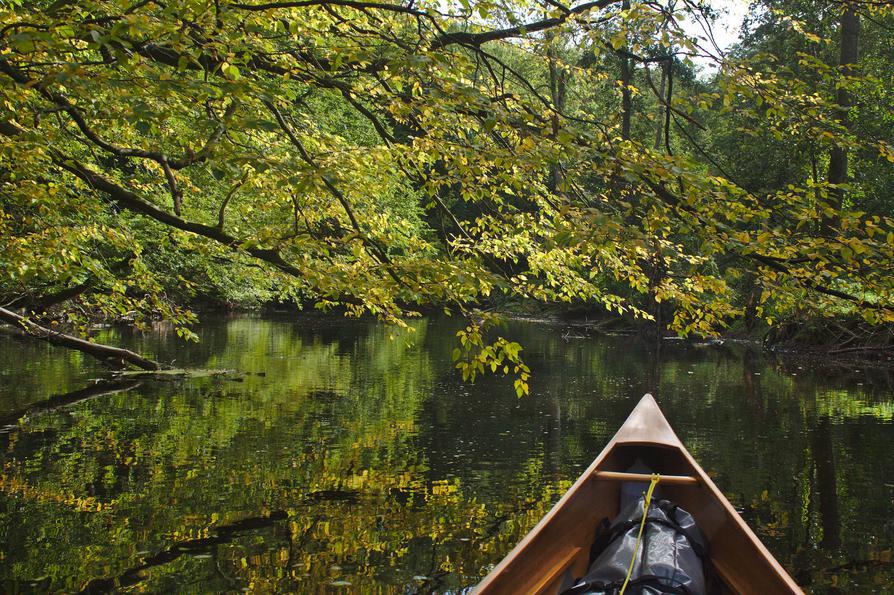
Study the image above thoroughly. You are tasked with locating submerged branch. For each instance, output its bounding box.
[77,511,289,594]
[0,379,141,428]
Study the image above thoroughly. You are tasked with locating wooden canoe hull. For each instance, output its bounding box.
[475,394,803,595]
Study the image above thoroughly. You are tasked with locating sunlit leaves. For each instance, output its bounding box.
[453,318,530,395]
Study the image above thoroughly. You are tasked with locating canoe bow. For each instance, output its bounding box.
[475,394,803,595]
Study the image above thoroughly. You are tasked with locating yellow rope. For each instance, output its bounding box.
[619,473,661,595]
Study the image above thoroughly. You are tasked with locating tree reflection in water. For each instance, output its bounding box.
[0,315,892,592]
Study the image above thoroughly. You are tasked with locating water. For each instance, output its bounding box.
[0,315,892,593]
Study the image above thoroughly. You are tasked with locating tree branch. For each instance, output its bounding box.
[430,0,616,49]
[53,155,307,278]
[230,0,427,16]
[263,101,404,279]
[0,59,236,172]
[218,173,249,231]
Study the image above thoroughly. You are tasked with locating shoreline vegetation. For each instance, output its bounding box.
[264,299,894,368]
[503,311,894,368]
[4,299,891,374]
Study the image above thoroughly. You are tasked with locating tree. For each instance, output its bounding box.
[0,0,891,371]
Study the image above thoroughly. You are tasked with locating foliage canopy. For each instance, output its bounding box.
[1,0,893,367]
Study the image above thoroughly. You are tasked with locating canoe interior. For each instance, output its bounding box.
[479,442,792,595]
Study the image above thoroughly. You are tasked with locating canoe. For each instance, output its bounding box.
[475,394,802,594]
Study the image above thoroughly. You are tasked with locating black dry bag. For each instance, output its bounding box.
[560,497,708,595]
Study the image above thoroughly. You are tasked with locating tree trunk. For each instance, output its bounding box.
[619,0,632,141]
[825,4,859,226]
[653,61,667,150]
[620,62,632,139]
[547,33,567,193]
[0,306,163,370]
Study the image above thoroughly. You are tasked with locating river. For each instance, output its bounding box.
[1,315,892,593]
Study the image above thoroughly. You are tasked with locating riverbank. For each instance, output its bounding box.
[496,309,894,371]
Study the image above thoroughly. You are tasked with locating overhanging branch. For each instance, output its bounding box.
[430,0,616,49]
[53,155,306,278]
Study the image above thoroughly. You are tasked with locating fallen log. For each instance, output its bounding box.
[0,306,163,371]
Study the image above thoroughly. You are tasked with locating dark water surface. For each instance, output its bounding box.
[1,315,892,593]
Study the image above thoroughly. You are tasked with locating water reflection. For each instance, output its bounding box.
[0,316,892,593]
